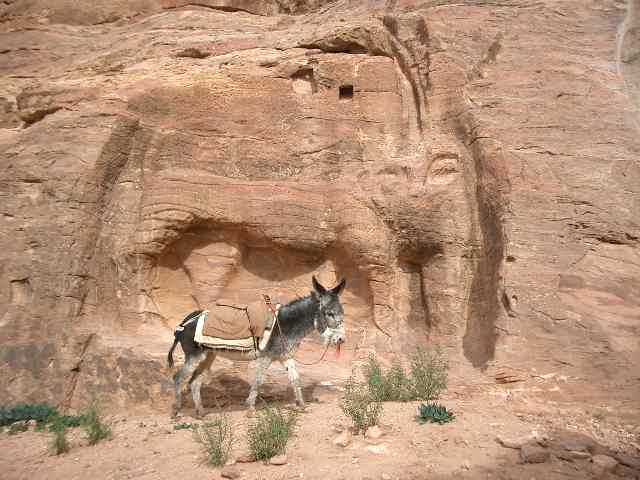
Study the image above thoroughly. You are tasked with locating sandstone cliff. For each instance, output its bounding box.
[0,0,638,411]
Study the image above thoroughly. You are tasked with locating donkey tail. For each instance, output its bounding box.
[167,310,203,368]
[167,330,181,369]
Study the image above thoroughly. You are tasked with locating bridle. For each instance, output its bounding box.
[263,294,342,366]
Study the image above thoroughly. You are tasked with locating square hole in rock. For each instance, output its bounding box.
[339,85,354,100]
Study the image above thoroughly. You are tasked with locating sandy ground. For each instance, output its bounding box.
[1,373,639,480]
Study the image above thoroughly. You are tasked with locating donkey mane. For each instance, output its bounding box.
[276,293,318,333]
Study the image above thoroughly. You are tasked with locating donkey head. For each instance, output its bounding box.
[312,276,346,345]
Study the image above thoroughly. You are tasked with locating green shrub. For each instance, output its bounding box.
[363,354,387,401]
[247,407,297,461]
[417,403,454,424]
[386,359,412,400]
[0,404,85,433]
[0,404,57,427]
[408,347,448,401]
[174,422,194,430]
[363,347,447,403]
[364,355,413,402]
[83,399,111,445]
[50,417,70,455]
[57,414,86,428]
[193,415,234,466]
[341,378,383,434]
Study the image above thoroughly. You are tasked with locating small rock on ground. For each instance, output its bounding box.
[365,425,383,440]
[269,454,288,465]
[235,452,255,463]
[365,444,389,455]
[520,444,550,464]
[569,450,591,460]
[496,434,527,449]
[334,430,352,447]
[615,463,640,478]
[553,432,596,453]
[221,466,241,479]
[381,474,391,480]
[592,454,618,474]
[617,453,640,470]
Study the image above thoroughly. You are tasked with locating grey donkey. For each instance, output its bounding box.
[167,276,346,417]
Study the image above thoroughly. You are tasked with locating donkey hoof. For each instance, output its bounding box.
[195,410,206,419]
[246,407,257,418]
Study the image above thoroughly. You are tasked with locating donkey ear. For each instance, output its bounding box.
[331,278,346,296]
[312,276,327,294]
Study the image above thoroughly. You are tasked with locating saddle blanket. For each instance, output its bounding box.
[193,300,278,351]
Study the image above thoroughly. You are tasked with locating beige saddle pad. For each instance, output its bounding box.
[194,300,277,351]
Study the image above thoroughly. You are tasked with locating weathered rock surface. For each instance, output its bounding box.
[0,0,639,410]
[591,454,619,475]
[520,443,550,464]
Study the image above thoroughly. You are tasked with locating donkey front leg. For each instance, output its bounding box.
[284,358,305,407]
[246,355,272,409]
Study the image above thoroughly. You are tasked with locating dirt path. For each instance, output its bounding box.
[1,381,639,480]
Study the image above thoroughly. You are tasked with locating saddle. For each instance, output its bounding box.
[194,298,278,351]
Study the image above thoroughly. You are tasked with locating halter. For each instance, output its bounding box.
[263,293,342,366]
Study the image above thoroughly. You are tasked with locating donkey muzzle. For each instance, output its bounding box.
[322,325,346,345]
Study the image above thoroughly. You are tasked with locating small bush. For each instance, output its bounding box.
[174,422,194,430]
[363,347,447,403]
[0,404,57,427]
[341,378,383,434]
[247,407,297,461]
[193,415,234,466]
[0,404,85,432]
[50,417,70,455]
[408,347,448,401]
[386,359,413,400]
[363,354,386,401]
[57,414,86,428]
[84,399,111,445]
[364,355,412,402]
[417,403,454,424]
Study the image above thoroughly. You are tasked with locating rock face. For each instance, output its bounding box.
[0,1,639,410]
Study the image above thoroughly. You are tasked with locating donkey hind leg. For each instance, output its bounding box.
[189,351,216,418]
[283,358,305,407]
[246,355,272,409]
[173,350,206,417]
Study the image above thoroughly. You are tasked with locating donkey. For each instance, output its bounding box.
[167,276,346,417]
